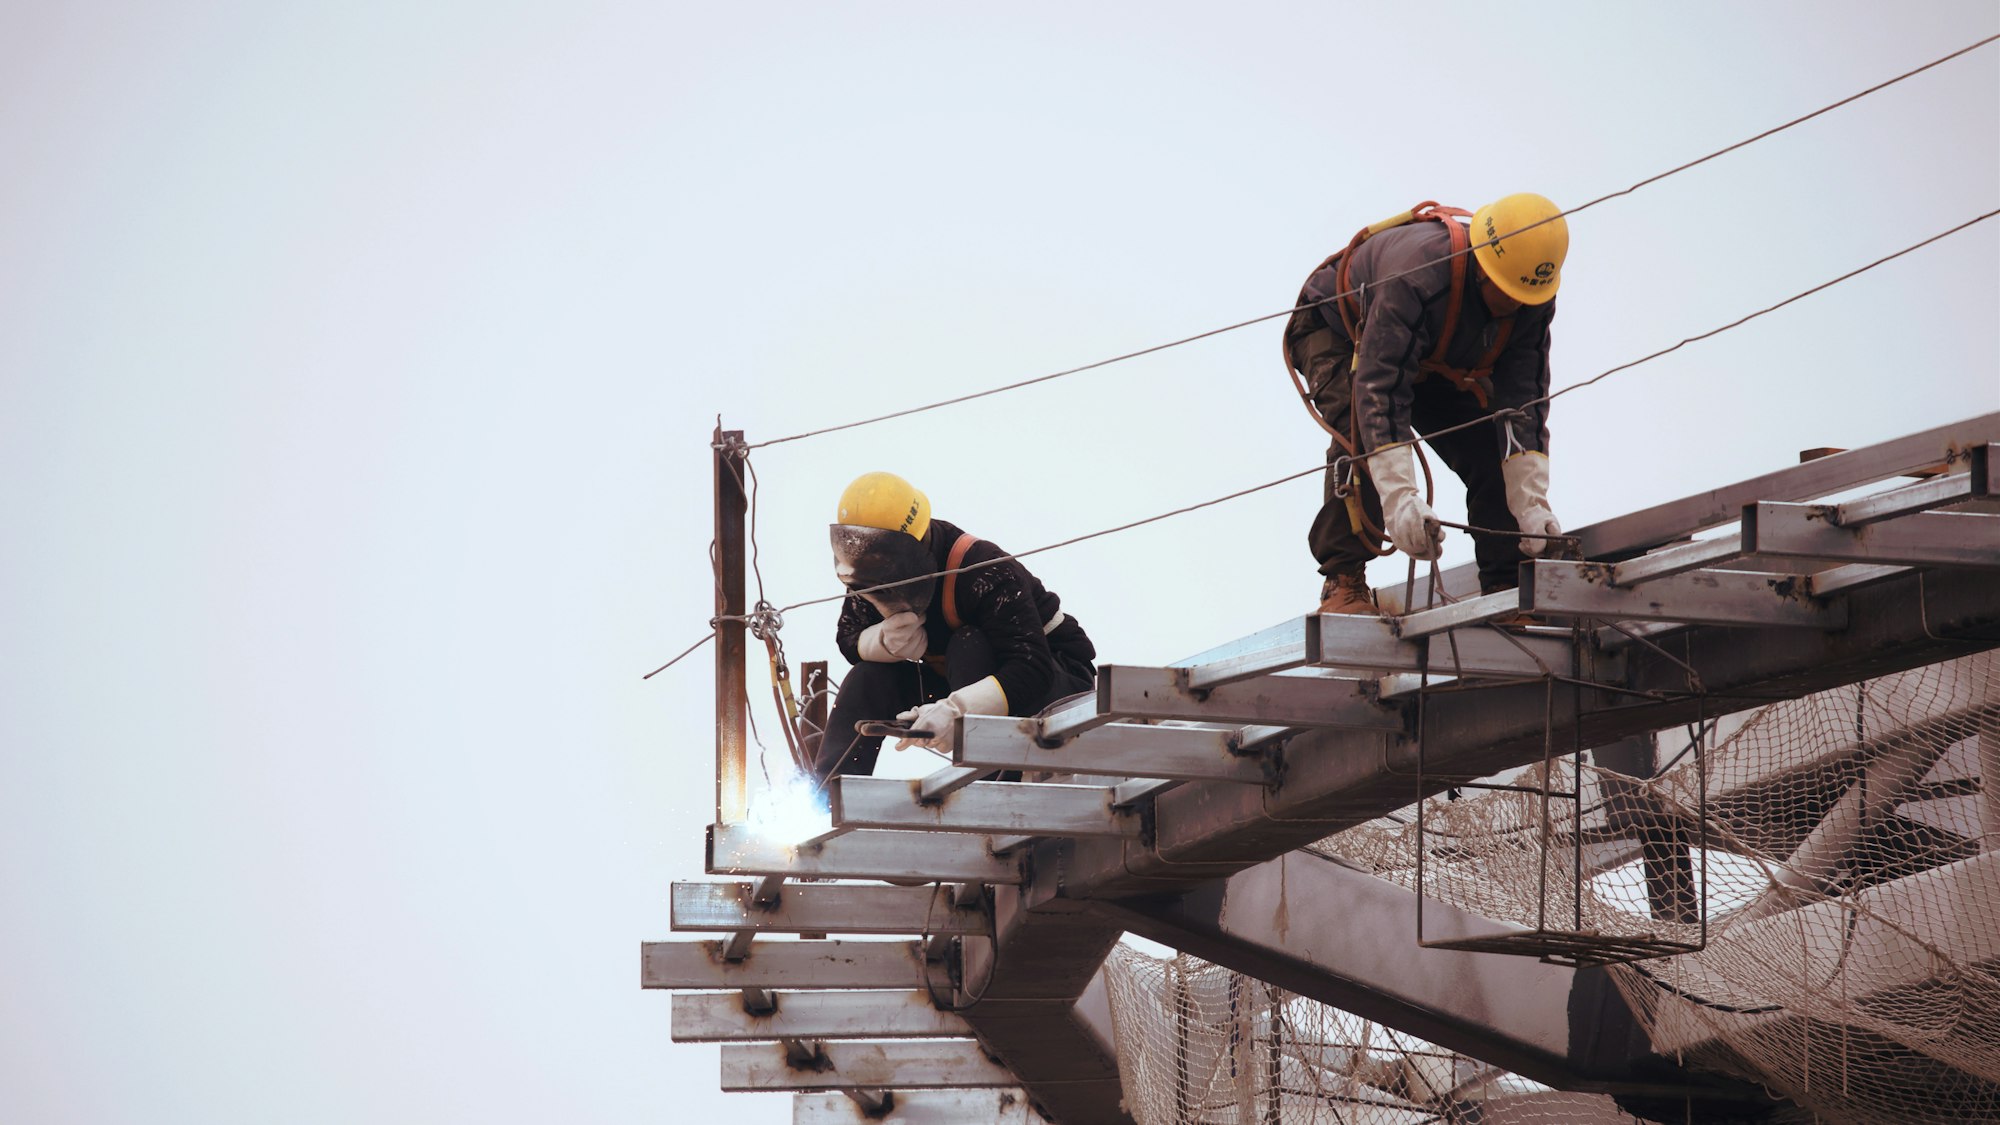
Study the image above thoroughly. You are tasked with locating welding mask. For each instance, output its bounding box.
[830,523,937,617]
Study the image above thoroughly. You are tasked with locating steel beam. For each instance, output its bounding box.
[1415,626,1580,678]
[913,765,985,802]
[1522,560,1846,628]
[1805,561,1906,597]
[957,715,1277,784]
[671,990,971,1042]
[1395,589,1524,638]
[1609,534,1744,586]
[1095,664,1404,732]
[1173,616,1321,689]
[830,777,1140,839]
[1097,850,1769,1103]
[1743,502,2000,569]
[1576,413,1999,558]
[793,1089,1046,1124]
[1393,414,2000,606]
[708,823,1023,885]
[642,940,934,991]
[1111,777,1179,806]
[1832,449,1990,525]
[671,881,989,937]
[1033,691,1117,743]
[714,426,749,824]
[719,1041,1016,1092]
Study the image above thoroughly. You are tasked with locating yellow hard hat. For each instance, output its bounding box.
[1471,193,1568,306]
[836,471,930,541]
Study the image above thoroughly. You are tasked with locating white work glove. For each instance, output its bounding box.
[1366,446,1444,561]
[894,676,1009,758]
[1501,452,1562,557]
[856,611,927,662]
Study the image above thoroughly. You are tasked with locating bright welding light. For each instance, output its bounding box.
[744,771,834,848]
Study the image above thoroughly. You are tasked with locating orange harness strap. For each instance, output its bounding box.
[940,532,979,630]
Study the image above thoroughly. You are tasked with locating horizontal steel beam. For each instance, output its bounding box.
[830,777,1140,839]
[1096,664,1404,732]
[1394,589,1524,638]
[1522,560,1846,628]
[958,715,1277,784]
[720,1041,1016,1091]
[708,823,1023,884]
[793,1089,1045,1124]
[1609,534,1744,586]
[671,990,971,1042]
[1034,692,1118,743]
[1805,561,1907,597]
[1743,502,2000,569]
[1832,447,1990,525]
[671,881,989,936]
[1111,777,1179,806]
[914,765,985,802]
[1383,415,2000,612]
[1172,616,1321,689]
[1576,413,2000,559]
[642,940,934,991]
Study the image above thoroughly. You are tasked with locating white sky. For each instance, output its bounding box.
[3,4,1996,1123]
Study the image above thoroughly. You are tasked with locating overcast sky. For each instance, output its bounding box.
[3,4,1996,1123]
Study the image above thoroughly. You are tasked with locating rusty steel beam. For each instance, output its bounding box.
[714,424,749,825]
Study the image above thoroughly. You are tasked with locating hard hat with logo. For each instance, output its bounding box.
[1471,193,1568,306]
[830,472,936,615]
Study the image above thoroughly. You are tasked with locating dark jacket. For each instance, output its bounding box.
[834,518,1094,715]
[1299,221,1554,457]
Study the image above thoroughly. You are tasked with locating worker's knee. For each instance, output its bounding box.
[944,627,996,688]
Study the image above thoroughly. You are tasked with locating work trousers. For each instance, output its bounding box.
[813,627,1095,793]
[1292,327,1527,594]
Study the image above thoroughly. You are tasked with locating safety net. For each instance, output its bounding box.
[1101,652,1999,1124]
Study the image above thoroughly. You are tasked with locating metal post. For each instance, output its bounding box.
[715,425,749,825]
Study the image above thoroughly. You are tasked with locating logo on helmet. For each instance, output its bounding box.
[900,501,920,534]
[1534,262,1555,279]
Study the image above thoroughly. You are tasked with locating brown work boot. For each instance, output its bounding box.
[1317,572,1377,615]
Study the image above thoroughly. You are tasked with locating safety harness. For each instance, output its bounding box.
[939,531,1066,635]
[1282,201,1517,548]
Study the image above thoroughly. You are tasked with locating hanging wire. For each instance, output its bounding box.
[743,34,1998,451]
[645,207,2000,676]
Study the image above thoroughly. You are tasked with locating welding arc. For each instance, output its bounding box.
[742,33,1997,452]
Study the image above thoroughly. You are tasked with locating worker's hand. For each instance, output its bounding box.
[1366,447,1445,561]
[1502,453,1563,558]
[857,611,927,662]
[893,676,1008,758]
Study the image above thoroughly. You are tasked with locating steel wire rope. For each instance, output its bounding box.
[644,206,2000,676]
[741,34,1997,451]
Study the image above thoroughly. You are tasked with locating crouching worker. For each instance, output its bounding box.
[813,471,1096,795]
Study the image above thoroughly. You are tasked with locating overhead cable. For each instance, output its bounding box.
[744,32,1998,452]
[646,206,1996,678]
[759,206,1999,620]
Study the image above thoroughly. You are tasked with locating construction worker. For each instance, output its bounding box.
[812,471,1096,794]
[1283,194,1570,614]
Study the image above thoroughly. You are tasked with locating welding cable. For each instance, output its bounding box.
[741,35,1997,451]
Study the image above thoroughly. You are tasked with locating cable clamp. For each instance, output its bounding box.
[747,600,785,641]
[711,432,750,457]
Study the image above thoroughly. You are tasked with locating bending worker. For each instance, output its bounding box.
[1282,194,1571,614]
[813,471,1096,791]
